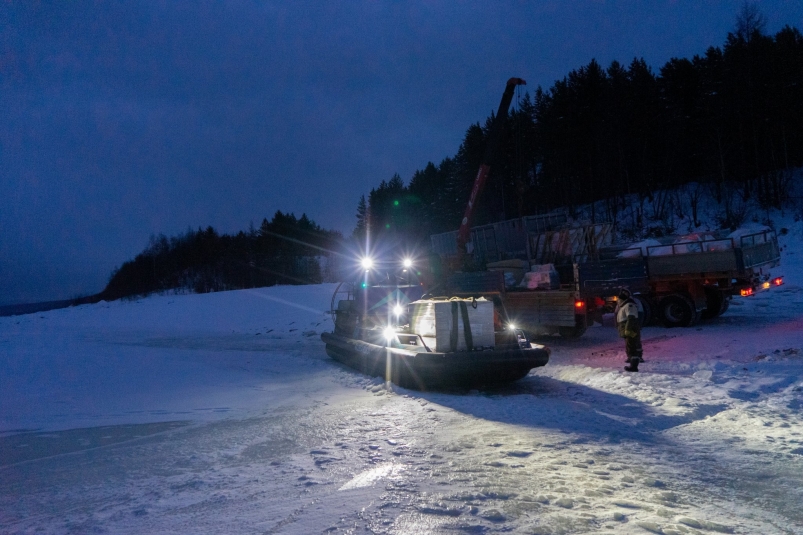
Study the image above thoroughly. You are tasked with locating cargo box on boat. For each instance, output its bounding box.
[408,298,495,352]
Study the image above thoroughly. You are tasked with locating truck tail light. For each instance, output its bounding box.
[740,288,754,297]
[575,300,585,309]
[772,277,784,286]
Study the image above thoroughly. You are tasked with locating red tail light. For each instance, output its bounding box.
[772,277,784,286]
[740,288,754,297]
[575,300,585,309]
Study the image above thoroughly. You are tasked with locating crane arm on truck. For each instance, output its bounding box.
[456,77,526,261]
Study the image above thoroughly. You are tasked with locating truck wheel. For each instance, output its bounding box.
[701,287,726,320]
[659,294,699,328]
[635,295,654,327]
[559,324,587,339]
[719,296,730,315]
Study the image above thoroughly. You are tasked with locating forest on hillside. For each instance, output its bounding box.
[101,212,343,300]
[103,7,803,300]
[358,7,803,245]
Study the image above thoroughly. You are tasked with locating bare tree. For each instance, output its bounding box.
[735,1,767,42]
[687,183,704,228]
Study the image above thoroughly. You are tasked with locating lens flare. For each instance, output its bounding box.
[361,257,374,270]
[383,326,396,341]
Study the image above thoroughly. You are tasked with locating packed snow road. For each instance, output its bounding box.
[2,244,803,533]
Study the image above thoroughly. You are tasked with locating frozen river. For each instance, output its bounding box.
[2,220,803,534]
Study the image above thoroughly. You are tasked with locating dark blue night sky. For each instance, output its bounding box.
[2,1,801,304]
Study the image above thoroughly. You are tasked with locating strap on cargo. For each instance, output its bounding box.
[460,300,474,350]
[450,301,459,351]
[450,300,475,351]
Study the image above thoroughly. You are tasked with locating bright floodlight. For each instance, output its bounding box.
[361,257,374,270]
[402,258,413,268]
[508,323,517,331]
[383,326,396,341]
[393,304,404,316]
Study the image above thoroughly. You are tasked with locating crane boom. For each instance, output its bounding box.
[456,77,526,260]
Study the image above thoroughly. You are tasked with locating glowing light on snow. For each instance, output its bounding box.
[338,463,404,491]
[244,290,323,314]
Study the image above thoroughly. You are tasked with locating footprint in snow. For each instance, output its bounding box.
[505,450,532,458]
[612,499,641,509]
[554,498,574,508]
[677,517,733,532]
[417,505,464,516]
[480,509,506,522]
[650,522,683,534]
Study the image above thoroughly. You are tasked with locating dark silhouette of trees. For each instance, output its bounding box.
[353,195,369,243]
[357,8,802,242]
[103,212,343,300]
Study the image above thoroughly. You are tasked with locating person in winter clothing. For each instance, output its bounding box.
[615,289,643,372]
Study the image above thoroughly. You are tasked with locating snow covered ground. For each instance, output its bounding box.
[2,218,803,534]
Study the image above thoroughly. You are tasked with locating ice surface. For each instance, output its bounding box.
[1,217,802,534]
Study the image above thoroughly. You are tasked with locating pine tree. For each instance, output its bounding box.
[353,195,368,241]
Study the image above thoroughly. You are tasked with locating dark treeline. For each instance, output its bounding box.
[358,7,803,244]
[102,212,343,300]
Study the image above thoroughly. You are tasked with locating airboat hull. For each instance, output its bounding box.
[321,332,549,391]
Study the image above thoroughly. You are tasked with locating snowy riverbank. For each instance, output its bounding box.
[2,219,803,534]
